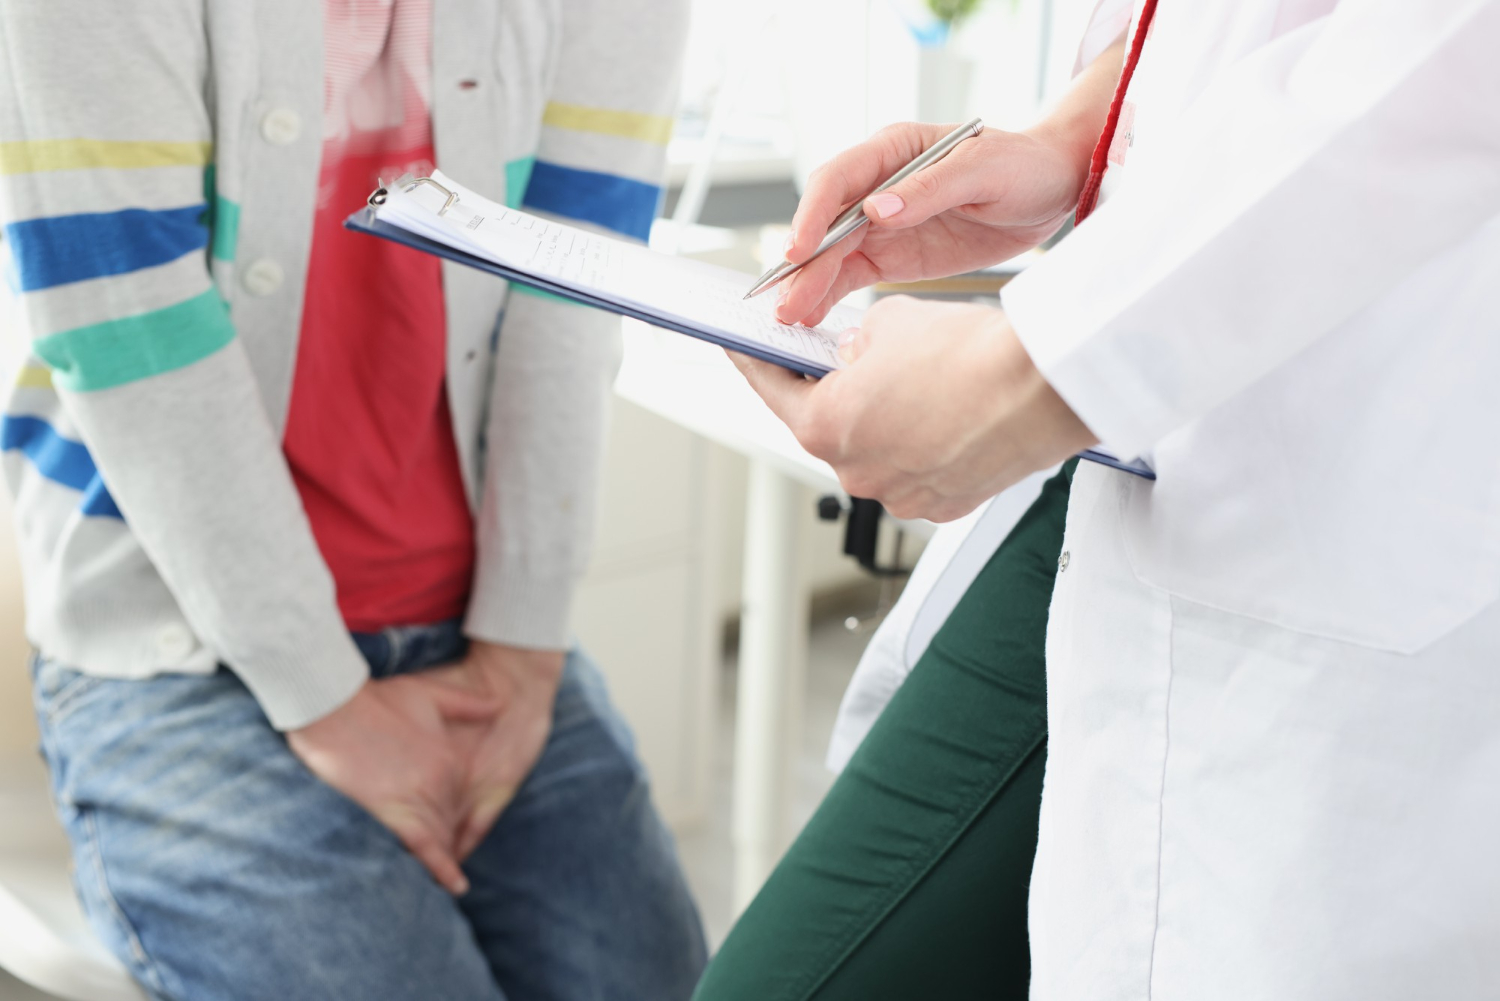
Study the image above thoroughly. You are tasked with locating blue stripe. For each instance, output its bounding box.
[1,415,123,519]
[4,204,209,292]
[80,476,122,518]
[522,161,661,242]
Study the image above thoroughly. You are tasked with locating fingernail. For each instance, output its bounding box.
[783,231,797,256]
[454,875,471,896]
[838,328,859,362]
[866,192,904,220]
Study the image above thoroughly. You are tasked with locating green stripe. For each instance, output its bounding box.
[203,164,240,262]
[212,196,240,262]
[505,156,537,210]
[511,283,575,306]
[34,290,235,392]
[504,156,575,307]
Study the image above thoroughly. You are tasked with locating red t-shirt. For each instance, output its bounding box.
[284,0,475,632]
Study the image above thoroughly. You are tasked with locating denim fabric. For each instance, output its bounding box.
[30,621,706,1001]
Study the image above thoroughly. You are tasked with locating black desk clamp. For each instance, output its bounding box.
[817,495,912,633]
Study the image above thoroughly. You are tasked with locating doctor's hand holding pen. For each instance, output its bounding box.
[771,41,1124,328]
[730,42,1128,522]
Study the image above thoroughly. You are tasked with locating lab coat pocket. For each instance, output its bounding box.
[1119,390,1500,655]
[1118,215,1500,654]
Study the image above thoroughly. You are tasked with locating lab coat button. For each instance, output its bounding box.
[155,624,196,661]
[243,258,284,297]
[260,108,302,146]
[1058,550,1070,572]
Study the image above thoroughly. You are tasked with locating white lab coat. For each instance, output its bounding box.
[998,1,1500,997]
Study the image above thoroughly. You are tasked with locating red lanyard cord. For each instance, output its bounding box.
[1075,0,1159,224]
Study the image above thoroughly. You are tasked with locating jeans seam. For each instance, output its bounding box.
[79,808,174,999]
[795,727,1049,1001]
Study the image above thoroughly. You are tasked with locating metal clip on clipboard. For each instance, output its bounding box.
[367,176,460,216]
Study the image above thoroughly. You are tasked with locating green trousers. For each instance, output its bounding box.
[694,461,1074,1001]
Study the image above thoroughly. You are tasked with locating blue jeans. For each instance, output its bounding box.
[30,622,707,1000]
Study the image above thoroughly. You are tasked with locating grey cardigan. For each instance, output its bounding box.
[0,0,687,728]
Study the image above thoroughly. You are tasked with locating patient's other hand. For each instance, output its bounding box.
[286,675,500,895]
[434,641,565,860]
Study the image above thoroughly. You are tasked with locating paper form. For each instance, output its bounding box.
[373,170,855,374]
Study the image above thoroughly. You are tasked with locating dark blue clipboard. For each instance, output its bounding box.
[345,208,1154,481]
[344,209,836,379]
[1078,449,1156,480]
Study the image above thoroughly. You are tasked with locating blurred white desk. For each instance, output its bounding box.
[614,320,837,911]
[615,320,840,492]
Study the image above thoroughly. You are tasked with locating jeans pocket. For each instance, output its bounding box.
[32,658,106,727]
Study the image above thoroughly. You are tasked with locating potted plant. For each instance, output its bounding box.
[926,0,987,32]
[917,0,1000,122]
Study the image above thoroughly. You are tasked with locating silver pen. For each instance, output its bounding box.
[744,117,984,300]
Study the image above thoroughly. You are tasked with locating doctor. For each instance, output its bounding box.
[734,0,1500,996]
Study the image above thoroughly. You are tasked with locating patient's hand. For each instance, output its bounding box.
[286,674,500,895]
[436,641,566,860]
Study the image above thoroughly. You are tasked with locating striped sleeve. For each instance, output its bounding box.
[463,0,688,649]
[513,3,684,245]
[0,1,368,729]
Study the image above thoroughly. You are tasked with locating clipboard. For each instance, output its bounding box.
[347,208,837,379]
[347,176,1155,481]
[345,177,845,378]
[1078,449,1156,479]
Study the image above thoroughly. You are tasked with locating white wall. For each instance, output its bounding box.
[0,497,36,759]
[0,263,38,758]
[684,0,1107,189]
[571,399,725,828]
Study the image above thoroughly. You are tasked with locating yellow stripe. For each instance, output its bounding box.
[15,365,54,391]
[0,139,213,176]
[542,102,674,145]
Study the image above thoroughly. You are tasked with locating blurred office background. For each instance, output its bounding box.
[0,1,1094,996]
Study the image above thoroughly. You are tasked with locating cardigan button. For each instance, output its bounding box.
[243,258,285,297]
[1058,550,1070,573]
[155,623,196,662]
[260,108,303,146]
